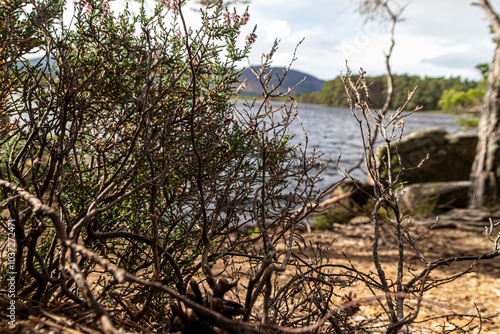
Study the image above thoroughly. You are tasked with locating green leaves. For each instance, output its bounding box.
[2,0,261,275]
[0,3,320,328]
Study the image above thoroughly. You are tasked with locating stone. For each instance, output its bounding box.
[321,129,477,216]
[348,215,372,225]
[330,179,374,206]
[371,127,478,185]
[397,181,471,215]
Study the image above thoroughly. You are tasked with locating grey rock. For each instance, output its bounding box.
[348,215,373,225]
[397,181,471,214]
[330,179,374,206]
[372,127,477,185]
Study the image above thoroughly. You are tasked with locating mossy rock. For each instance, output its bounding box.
[371,128,477,185]
[397,181,470,215]
[331,179,374,206]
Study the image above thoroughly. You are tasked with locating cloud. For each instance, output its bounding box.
[421,53,488,69]
[217,0,498,81]
[260,20,292,43]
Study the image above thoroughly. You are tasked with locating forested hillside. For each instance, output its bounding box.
[296,74,481,111]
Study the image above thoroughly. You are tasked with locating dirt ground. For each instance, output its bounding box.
[284,214,500,333]
[2,210,500,333]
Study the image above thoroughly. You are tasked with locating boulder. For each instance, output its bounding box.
[320,129,477,218]
[329,179,374,206]
[397,181,470,215]
[371,128,477,185]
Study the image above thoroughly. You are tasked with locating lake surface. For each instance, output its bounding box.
[238,101,467,192]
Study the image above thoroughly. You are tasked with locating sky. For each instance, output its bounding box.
[219,0,498,81]
[56,0,498,82]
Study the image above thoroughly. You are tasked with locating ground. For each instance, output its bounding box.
[2,210,500,333]
[285,212,500,333]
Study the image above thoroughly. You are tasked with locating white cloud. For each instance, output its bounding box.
[238,0,497,81]
[260,20,292,42]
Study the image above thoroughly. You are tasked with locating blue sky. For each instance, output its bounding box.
[223,0,497,81]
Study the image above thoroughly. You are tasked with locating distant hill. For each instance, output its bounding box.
[238,66,325,95]
[17,59,325,96]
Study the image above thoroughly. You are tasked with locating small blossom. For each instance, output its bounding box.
[102,0,112,16]
[223,12,231,27]
[164,0,179,15]
[154,44,162,58]
[231,12,240,23]
[175,29,182,39]
[241,12,250,25]
[82,1,93,15]
[236,82,247,93]
[245,33,257,44]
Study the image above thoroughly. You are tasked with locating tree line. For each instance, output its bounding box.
[296,72,483,112]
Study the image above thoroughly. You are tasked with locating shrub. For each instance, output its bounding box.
[0,1,326,332]
[2,2,500,333]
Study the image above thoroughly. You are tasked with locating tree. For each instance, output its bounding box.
[469,0,500,207]
[437,64,487,114]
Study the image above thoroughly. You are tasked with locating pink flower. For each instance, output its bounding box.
[223,12,231,27]
[83,1,93,15]
[154,43,162,58]
[236,82,247,93]
[102,0,112,16]
[246,33,257,44]
[241,12,250,25]
[231,13,240,23]
[164,0,179,15]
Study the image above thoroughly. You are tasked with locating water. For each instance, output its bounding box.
[238,101,465,192]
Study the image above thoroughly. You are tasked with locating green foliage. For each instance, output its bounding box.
[1,0,316,321]
[455,116,480,130]
[476,62,490,80]
[438,87,484,113]
[438,63,487,113]
[296,73,481,111]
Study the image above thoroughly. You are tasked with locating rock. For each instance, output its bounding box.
[371,128,477,185]
[397,181,471,215]
[348,215,372,225]
[330,179,374,206]
[322,129,477,217]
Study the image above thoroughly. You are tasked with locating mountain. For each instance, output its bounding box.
[16,59,325,96]
[238,66,325,95]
